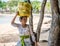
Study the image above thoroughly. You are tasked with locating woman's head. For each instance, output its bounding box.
[19,16,27,25]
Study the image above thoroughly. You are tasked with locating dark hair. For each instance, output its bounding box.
[19,16,27,20]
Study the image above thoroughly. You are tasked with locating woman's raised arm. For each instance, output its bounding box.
[11,11,19,27]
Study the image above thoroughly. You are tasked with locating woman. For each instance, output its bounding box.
[11,12,37,46]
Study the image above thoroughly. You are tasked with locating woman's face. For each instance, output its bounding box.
[20,17,27,25]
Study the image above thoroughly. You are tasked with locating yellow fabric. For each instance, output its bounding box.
[18,2,32,17]
[20,35,30,46]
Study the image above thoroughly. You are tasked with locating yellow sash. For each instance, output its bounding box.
[20,35,30,46]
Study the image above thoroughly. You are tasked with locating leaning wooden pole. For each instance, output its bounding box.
[36,0,47,42]
[28,0,33,32]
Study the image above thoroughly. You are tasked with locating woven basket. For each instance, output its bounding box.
[18,2,31,17]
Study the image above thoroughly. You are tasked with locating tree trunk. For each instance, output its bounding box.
[29,8,33,32]
[36,0,47,42]
[48,0,60,46]
[27,0,33,32]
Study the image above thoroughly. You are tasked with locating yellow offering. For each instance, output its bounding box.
[18,2,31,17]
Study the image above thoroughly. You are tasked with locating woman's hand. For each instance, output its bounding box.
[35,41,38,46]
[16,11,19,15]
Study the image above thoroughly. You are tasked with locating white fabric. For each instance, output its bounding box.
[12,23,35,46]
